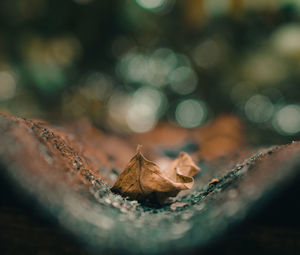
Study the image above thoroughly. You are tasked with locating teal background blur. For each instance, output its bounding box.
[1,0,300,145]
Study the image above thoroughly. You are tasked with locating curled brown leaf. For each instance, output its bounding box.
[111,146,200,203]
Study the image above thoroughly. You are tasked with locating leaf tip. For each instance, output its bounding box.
[179,151,187,157]
[136,144,143,154]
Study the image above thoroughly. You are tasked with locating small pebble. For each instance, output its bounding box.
[170,202,188,211]
[104,198,111,204]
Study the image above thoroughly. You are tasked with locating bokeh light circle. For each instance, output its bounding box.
[244,94,274,123]
[175,99,207,128]
[135,0,166,10]
[126,87,166,133]
[273,104,300,135]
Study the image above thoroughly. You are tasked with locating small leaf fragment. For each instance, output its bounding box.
[111,146,200,203]
[164,152,200,181]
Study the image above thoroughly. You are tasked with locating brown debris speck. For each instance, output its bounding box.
[208,178,220,186]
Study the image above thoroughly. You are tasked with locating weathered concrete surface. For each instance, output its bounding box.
[0,113,300,255]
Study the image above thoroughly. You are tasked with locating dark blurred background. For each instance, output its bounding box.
[1,0,300,145]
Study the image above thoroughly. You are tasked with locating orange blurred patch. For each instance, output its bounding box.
[131,122,189,154]
[193,115,244,161]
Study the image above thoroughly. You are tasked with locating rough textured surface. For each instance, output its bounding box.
[0,113,300,255]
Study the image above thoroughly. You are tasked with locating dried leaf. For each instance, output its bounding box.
[111,146,200,203]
